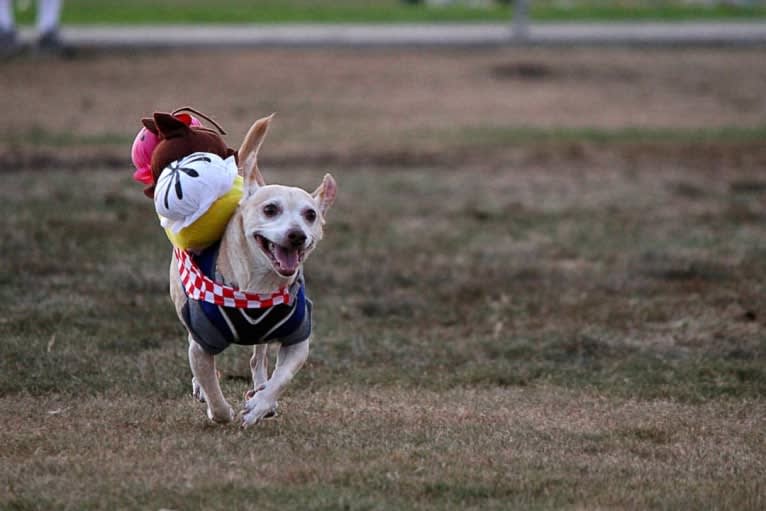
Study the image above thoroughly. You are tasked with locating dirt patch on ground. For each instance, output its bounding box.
[1,47,765,164]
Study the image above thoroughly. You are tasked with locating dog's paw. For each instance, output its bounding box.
[192,377,206,403]
[241,391,278,428]
[243,386,278,420]
[207,403,235,424]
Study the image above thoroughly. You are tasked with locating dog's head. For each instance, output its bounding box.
[237,115,336,279]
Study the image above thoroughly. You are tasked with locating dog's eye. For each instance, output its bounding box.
[263,204,280,218]
[304,209,317,223]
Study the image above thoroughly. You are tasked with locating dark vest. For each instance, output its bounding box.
[180,243,312,355]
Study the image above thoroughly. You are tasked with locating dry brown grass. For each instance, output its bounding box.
[2,387,764,510]
[1,47,765,509]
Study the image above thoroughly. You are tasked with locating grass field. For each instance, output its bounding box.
[1,47,765,509]
[8,0,766,25]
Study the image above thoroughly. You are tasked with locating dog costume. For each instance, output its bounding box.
[131,108,244,251]
[176,243,312,355]
[132,108,313,355]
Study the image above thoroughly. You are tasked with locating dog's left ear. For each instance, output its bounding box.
[312,173,337,218]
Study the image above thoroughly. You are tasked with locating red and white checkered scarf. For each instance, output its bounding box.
[175,248,292,309]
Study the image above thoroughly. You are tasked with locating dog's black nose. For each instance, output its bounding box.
[287,229,307,248]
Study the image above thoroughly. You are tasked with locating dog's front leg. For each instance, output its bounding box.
[249,344,269,394]
[244,345,278,418]
[241,338,309,428]
[188,337,234,423]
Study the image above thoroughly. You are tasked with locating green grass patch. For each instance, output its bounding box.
[17,0,512,25]
[533,1,766,22]
[8,0,766,25]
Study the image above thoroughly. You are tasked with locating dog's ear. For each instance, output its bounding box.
[312,173,337,218]
[141,118,158,135]
[153,112,190,139]
[239,114,273,194]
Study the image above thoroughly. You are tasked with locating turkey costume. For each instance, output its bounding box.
[131,107,244,251]
[130,108,312,352]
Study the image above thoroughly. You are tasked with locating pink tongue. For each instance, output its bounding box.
[274,245,299,274]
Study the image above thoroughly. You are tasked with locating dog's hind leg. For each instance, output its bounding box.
[188,337,234,423]
[241,338,309,428]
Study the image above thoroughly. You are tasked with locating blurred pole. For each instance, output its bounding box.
[512,0,529,43]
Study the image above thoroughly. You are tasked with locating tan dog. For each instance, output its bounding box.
[169,115,336,427]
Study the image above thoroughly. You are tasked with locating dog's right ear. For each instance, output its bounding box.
[153,112,190,140]
[239,114,274,196]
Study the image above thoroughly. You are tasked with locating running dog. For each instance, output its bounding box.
[169,115,336,427]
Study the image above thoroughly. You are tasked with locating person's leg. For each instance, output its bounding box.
[0,0,14,32]
[0,0,17,47]
[36,0,61,46]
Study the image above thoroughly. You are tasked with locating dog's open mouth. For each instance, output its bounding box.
[255,235,305,277]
